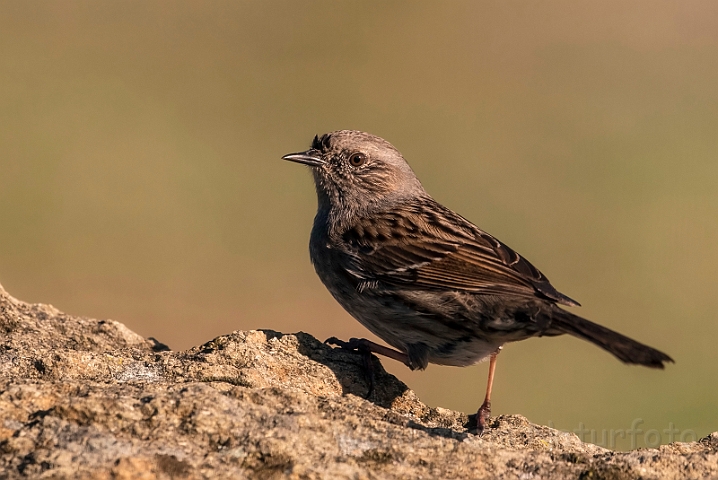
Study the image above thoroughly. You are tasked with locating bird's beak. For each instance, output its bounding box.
[281,149,325,167]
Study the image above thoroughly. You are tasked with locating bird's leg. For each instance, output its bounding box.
[324,337,411,398]
[325,337,411,366]
[476,346,502,435]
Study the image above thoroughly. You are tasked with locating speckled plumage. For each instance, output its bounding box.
[283,130,672,430]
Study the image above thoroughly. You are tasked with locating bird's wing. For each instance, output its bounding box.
[341,200,580,307]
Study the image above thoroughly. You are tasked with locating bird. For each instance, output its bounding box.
[282,130,673,433]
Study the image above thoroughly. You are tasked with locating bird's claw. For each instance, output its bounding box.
[324,337,365,350]
[475,400,492,436]
[324,337,376,399]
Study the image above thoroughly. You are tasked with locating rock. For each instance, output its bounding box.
[0,283,715,479]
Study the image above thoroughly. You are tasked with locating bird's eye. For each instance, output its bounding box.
[348,152,367,167]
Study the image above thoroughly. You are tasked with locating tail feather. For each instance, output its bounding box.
[550,309,673,369]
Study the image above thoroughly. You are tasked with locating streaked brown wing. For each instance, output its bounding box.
[341,199,580,307]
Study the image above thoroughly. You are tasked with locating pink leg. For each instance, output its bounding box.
[325,337,410,366]
[476,347,501,434]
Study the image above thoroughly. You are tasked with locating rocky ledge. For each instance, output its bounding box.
[0,283,715,479]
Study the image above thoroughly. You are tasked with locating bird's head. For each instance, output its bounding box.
[282,130,424,213]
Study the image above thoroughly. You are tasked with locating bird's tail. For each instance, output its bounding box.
[549,308,673,368]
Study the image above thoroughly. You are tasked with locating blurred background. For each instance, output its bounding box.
[1,1,716,449]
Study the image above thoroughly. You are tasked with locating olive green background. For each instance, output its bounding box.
[1,1,716,449]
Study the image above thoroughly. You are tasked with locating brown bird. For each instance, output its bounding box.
[283,130,673,433]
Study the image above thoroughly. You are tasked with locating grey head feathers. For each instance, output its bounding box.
[305,130,426,214]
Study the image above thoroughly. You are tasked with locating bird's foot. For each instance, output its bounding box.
[475,400,491,436]
[324,336,364,351]
[325,337,411,367]
[325,337,377,399]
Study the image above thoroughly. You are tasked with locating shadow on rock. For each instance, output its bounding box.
[289,331,410,410]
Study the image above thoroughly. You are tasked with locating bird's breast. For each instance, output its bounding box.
[309,223,351,288]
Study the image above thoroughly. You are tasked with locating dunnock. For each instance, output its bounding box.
[283,130,672,433]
